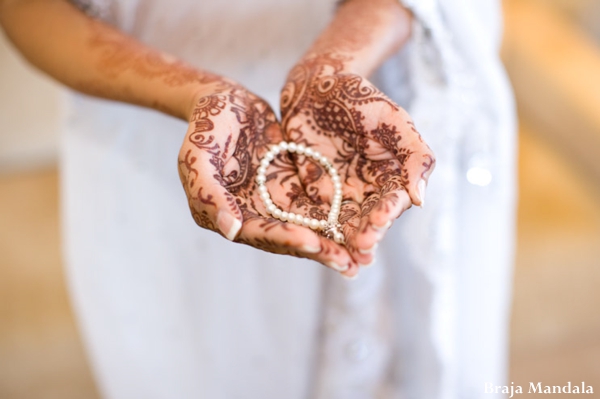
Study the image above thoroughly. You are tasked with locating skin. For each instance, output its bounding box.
[281,0,436,276]
[178,80,354,269]
[0,0,435,276]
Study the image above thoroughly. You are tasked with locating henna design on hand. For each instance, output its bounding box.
[178,80,355,270]
[280,52,436,264]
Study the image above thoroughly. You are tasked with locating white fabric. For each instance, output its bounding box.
[62,0,517,398]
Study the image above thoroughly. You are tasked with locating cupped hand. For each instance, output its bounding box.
[280,53,436,269]
[178,80,356,272]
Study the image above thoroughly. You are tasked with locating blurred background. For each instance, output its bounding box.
[1,0,599,397]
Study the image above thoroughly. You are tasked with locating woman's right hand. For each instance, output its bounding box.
[178,80,357,273]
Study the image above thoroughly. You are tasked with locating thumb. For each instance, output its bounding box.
[178,147,243,241]
[403,150,435,208]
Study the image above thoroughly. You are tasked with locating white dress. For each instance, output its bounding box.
[62,0,517,398]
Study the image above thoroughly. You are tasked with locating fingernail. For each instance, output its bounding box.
[342,273,359,281]
[327,261,349,272]
[216,211,242,241]
[371,220,392,232]
[358,243,378,255]
[359,258,376,268]
[417,179,427,208]
[301,244,321,254]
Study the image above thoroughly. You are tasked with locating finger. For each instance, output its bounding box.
[283,183,355,272]
[235,213,354,272]
[341,261,360,279]
[397,121,436,208]
[352,188,412,260]
[364,177,411,228]
[403,149,436,208]
[346,194,384,266]
[330,200,362,277]
[289,202,360,274]
[318,235,358,275]
[337,200,376,268]
[178,146,243,241]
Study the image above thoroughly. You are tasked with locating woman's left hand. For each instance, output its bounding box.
[280,53,436,268]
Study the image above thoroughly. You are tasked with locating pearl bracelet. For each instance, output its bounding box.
[255,141,345,245]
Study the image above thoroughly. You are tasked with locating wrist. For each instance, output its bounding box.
[183,85,209,122]
[182,75,236,122]
[305,0,412,77]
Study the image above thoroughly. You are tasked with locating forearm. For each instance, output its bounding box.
[0,0,221,120]
[304,0,412,76]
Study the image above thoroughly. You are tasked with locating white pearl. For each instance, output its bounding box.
[260,191,270,202]
[309,219,320,230]
[258,141,350,244]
